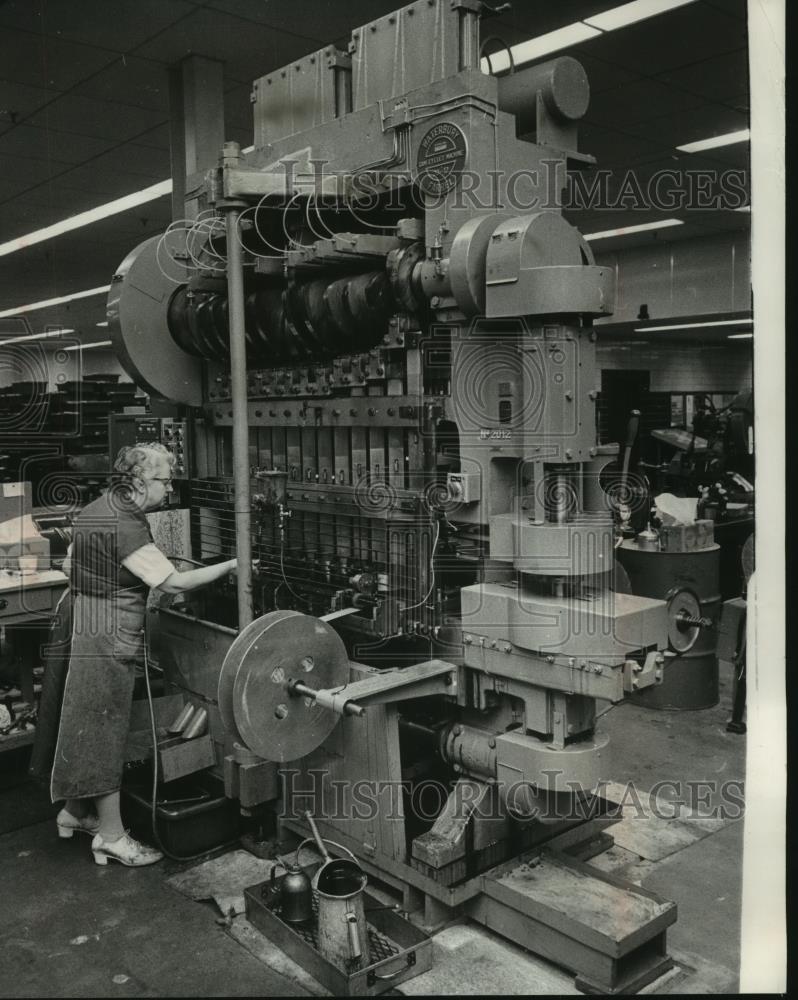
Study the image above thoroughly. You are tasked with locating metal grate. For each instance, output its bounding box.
[266,892,401,972]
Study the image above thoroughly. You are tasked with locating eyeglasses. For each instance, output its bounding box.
[150,477,173,487]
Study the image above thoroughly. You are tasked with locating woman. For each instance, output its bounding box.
[51,443,241,867]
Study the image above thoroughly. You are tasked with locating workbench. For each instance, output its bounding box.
[0,568,68,751]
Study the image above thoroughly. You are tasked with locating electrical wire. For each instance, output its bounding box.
[400,517,441,612]
[279,532,311,607]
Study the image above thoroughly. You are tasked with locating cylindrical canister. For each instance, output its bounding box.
[315,859,370,970]
[617,542,721,710]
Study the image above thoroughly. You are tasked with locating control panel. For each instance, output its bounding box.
[108,414,191,479]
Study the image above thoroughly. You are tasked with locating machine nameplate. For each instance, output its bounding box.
[416,122,467,195]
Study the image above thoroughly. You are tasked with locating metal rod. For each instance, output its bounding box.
[222,148,253,629]
[288,680,365,717]
[303,811,331,862]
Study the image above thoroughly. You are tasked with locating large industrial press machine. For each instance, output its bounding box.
[109,2,678,991]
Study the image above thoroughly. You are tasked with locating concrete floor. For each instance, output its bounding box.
[0,662,745,997]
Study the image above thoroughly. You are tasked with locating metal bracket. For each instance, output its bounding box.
[322,658,458,710]
[622,650,664,694]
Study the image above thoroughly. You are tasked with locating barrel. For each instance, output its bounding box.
[617,542,721,710]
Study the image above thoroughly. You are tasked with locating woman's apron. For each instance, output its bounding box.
[50,588,146,801]
[28,587,73,787]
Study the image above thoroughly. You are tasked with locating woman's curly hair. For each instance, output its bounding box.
[112,442,175,482]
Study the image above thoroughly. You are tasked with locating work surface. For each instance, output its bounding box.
[0,662,744,996]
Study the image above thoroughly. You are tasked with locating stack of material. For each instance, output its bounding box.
[0,376,143,505]
[53,375,139,460]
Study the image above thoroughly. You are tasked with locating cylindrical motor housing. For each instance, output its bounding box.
[617,543,721,709]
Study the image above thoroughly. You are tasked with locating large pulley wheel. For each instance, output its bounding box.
[666,588,702,653]
[217,610,350,762]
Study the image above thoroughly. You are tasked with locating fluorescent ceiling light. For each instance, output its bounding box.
[728,333,753,339]
[481,23,601,73]
[734,205,751,212]
[634,318,753,332]
[0,143,254,261]
[584,0,697,32]
[481,0,699,74]
[62,340,113,352]
[584,219,684,241]
[0,182,172,259]
[0,285,110,320]
[96,321,109,328]
[0,328,75,346]
[676,129,750,153]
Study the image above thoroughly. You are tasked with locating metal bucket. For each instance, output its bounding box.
[316,859,370,970]
[298,812,371,970]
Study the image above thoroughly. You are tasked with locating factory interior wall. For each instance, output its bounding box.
[594,231,752,323]
[597,340,753,393]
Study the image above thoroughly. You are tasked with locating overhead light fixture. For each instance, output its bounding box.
[0,328,75,346]
[676,129,750,153]
[481,23,601,73]
[0,285,111,320]
[0,143,255,261]
[728,333,753,339]
[734,205,751,212]
[0,182,172,259]
[634,318,753,332]
[583,0,697,32]
[584,219,684,241]
[96,321,109,328]
[481,0,699,74]
[62,340,113,352]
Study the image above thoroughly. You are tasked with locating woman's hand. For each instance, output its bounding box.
[225,558,258,574]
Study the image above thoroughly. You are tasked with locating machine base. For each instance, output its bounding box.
[244,878,432,996]
[277,815,677,994]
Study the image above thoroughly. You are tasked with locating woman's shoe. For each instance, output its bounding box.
[56,808,100,839]
[91,832,163,867]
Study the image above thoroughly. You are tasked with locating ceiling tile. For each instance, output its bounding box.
[570,4,746,77]
[1,27,115,93]
[700,0,747,21]
[0,122,116,163]
[578,123,669,168]
[574,53,640,97]
[27,94,167,142]
[586,79,706,128]
[0,151,66,192]
[204,0,399,46]
[89,141,171,179]
[135,9,319,85]
[656,48,749,104]
[132,122,172,150]
[625,103,749,148]
[0,0,196,53]
[0,201,70,239]
[71,57,170,112]
[35,162,165,198]
[0,79,60,122]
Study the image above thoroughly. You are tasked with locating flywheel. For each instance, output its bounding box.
[218,610,350,762]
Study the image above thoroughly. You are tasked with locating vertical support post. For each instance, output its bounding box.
[168,55,225,221]
[222,142,253,629]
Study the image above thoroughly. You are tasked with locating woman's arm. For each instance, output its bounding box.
[156,558,238,595]
[121,544,239,594]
